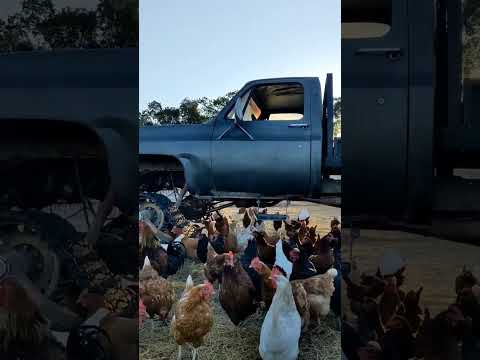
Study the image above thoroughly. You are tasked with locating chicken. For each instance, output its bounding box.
[309,233,334,274]
[0,277,57,360]
[289,241,317,281]
[163,235,187,277]
[249,256,311,329]
[206,242,217,263]
[250,257,276,308]
[139,219,168,276]
[139,218,158,250]
[415,306,464,360]
[171,275,214,360]
[293,268,338,327]
[139,298,149,328]
[273,239,293,279]
[210,214,237,253]
[204,252,229,284]
[139,256,175,322]
[402,286,423,333]
[141,245,168,277]
[221,215,238,253]
[267,216,286,245]
[240,237,262,298]
[381,315,416,360]
[379,276,402,326]
[343,273,385,302]
[74,290,139,360]
[291,281,310,331]
[295,224,315,257]
[195,231,210,263]
[259,267,301,360]
[255,231,276,266]
[455,266,478,294]
[181,235,200,259]
[235,210,256,253]
[219,251,258,325]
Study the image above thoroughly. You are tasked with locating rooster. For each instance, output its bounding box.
[139,219,168,276]
[139,256,175,325]
[259,267,301,360]
[171,275,214,360]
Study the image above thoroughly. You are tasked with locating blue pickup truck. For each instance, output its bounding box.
[139,75,341,220]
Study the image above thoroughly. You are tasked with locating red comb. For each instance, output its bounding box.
[203,280,214,293]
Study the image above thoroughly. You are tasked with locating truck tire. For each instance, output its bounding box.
[139,192,189,230]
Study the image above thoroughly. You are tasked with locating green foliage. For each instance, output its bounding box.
[139,91,237,126]
[333,97,341,138]
[464,0,480,77]
[179,98,204,124]
[197,91,237,119]
[0,0,138,51]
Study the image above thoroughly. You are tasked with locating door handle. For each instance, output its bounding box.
[288,123,309,128]
[355,47,403,60]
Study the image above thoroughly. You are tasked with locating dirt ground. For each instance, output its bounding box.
[342,228,480,317]
[140,202,341,360]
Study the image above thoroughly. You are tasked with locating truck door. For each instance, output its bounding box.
[211,79,312,197]
[342,0,409,216]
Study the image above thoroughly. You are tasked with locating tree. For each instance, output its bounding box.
[179,98,204,124]
[139,90,240,126]
[464,0,480,77]
[0,0,137,52]
[38,7,97,49]
[333,97,341,138]
[197,90,237,119]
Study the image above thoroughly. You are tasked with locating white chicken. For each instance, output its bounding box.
[235,222,254,253]
[259,267,301,360]
[234,207,257,252]
[273,239,293,280]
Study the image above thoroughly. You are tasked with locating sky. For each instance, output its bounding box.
[140,0,341,110]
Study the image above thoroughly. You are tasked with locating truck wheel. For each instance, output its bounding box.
[139,192,189,230]
[0,211,75,299]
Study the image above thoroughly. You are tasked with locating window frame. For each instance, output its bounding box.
[224,81,306,123]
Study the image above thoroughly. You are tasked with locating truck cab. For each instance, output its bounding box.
[139,75,340,215]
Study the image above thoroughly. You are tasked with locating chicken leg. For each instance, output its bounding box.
[192,347,198,360]
[177,345,182,360]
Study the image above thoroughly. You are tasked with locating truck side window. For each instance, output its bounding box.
[342,0,392,39]
[227,82,304,122]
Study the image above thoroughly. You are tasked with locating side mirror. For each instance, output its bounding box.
[234,97,243,123]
